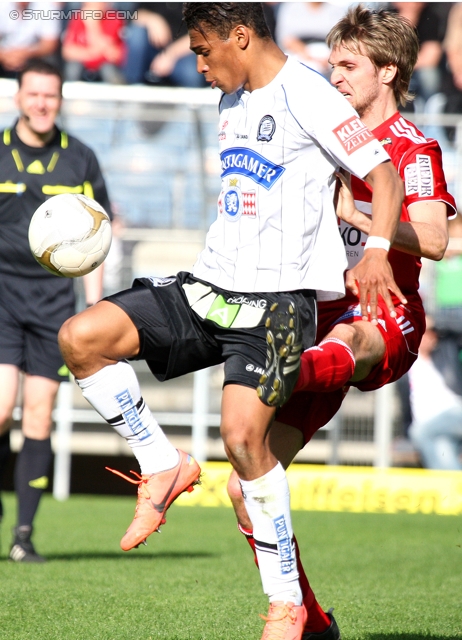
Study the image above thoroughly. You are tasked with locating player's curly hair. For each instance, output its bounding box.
[326,4,419,107]
[182,2,271,40]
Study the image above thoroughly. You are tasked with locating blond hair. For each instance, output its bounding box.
[326,5,419,107]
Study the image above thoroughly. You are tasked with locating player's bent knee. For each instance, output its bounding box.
[327,322,358,347]
[222,433,265,475]
[59,314,90,352]
[220,422,251,453]
[58,312,105,370]
[329,320,384,361]
[223,437,247,459]
[222,436,252,466]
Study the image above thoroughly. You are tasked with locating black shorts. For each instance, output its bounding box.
[0,274,76,382]
[105,272,317,388]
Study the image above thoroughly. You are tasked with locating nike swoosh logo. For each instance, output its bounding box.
[150,462,183,513]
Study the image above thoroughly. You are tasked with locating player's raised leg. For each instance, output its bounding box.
[58,299,200,550]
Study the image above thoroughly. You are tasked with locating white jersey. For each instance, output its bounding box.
[193,56,389,299]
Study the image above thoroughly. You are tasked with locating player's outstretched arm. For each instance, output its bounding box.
[346,161,405,323]
[390,201,449,260]
[335,172,449,261]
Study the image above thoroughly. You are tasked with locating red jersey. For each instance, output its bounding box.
[278,114,456,439]
[336,112,456,303]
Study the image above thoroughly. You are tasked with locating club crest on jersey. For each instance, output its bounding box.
[221,179,243,222]
[220,147,285,190]
[218,179,257,220]
[333,116,374,155]
[257,115,276,142]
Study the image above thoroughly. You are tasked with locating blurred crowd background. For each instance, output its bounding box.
[0,1,461,117]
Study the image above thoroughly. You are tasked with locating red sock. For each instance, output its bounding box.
[294,337,355,392]
[238,525,330,633]
[293,536,331,633]
[238,523,259,567]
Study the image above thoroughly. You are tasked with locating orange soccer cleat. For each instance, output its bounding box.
[106,450,201,551]
[260,601,308,640]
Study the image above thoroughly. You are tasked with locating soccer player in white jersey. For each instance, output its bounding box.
[228,6,455,639]
[58,4,405,639]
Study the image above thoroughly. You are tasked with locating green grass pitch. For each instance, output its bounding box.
[0,492,461,640]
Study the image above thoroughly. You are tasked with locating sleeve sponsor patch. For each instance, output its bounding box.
[333,116,375,155]
[404,154,434,197]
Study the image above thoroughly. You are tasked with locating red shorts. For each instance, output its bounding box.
[277,294,426,445]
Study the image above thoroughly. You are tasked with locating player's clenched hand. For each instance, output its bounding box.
[345,249,407,322]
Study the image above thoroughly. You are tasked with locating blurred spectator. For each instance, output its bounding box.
[441,2,462,142]
[275,2,347,78]
[392,3,451,109]
[123,2,205,87]
[62,2,126,84]
[408,319,462,471]
[0,2,61,78]
[434,213,462,333]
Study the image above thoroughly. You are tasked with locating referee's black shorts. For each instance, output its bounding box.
[105,272,317,389]
[0,274,75,382]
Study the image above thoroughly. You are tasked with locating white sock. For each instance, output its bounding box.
[76,361,179,474]
[240,462,301,605]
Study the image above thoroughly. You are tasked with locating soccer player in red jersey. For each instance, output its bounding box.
[229,6,456,639]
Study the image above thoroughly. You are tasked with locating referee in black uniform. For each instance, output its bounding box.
[0,60,112,562]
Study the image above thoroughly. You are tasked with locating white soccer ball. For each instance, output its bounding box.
[28,193,112,277]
